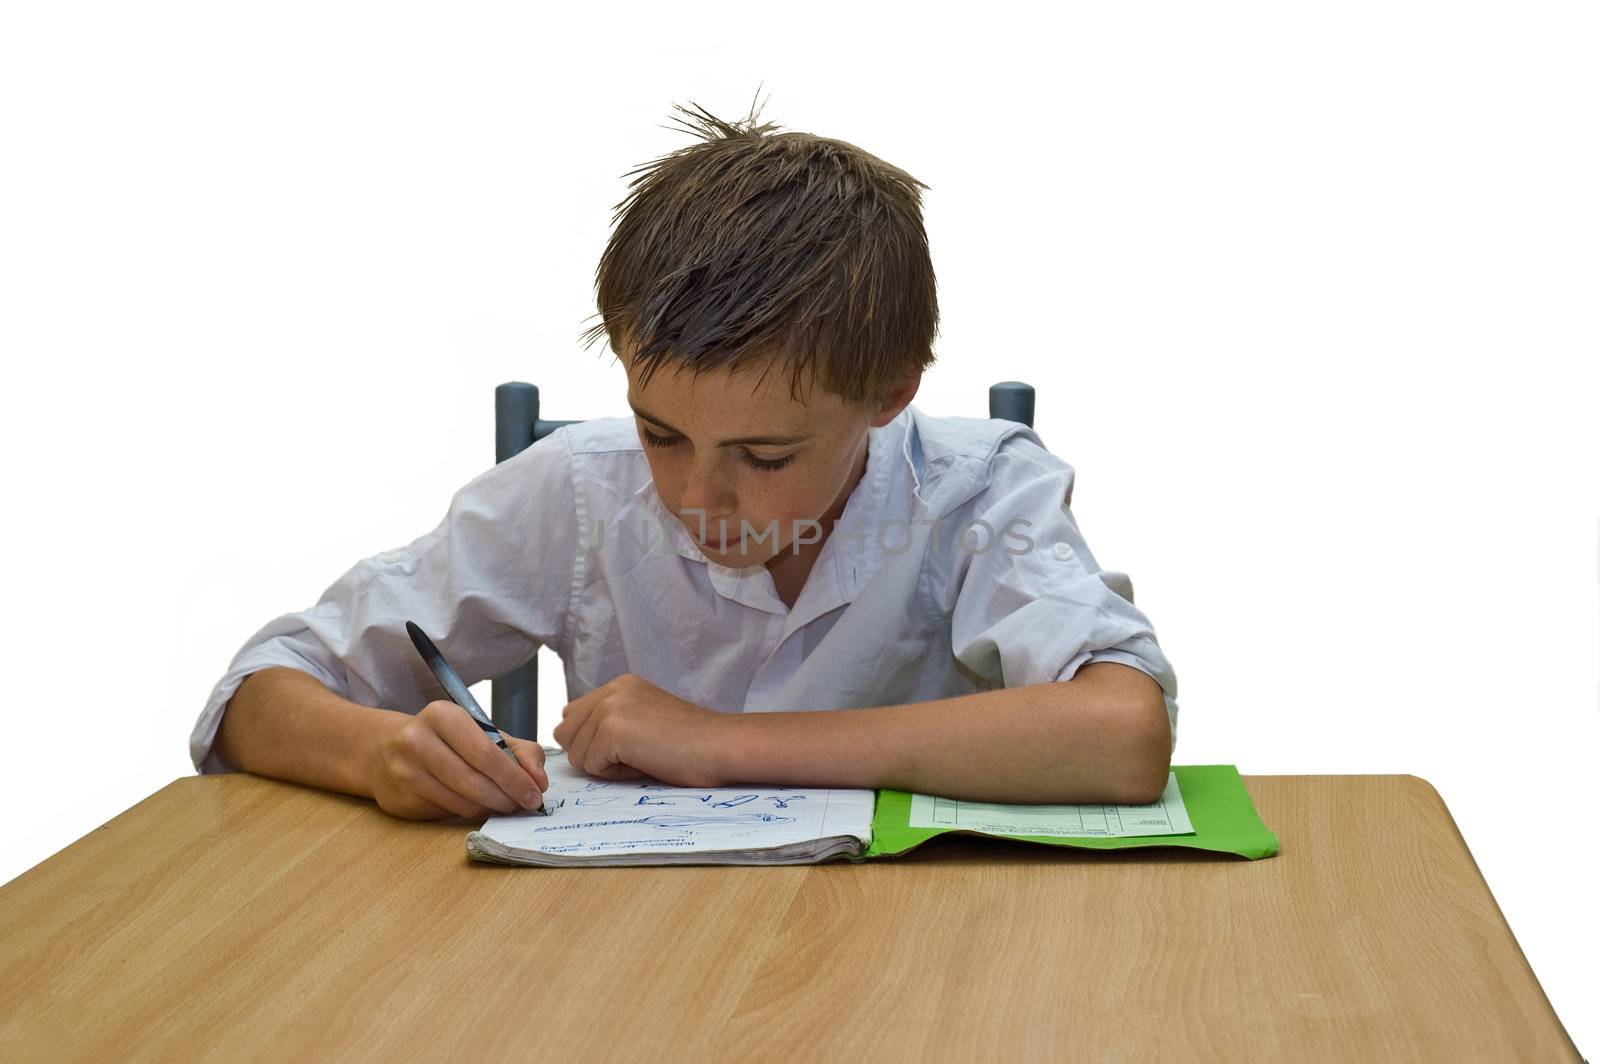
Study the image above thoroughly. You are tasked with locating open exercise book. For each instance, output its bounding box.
[466,750,1279,866]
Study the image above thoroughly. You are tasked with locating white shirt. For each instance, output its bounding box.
[190,403,1179,774]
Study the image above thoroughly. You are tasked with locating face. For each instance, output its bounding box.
[624,353,917,569]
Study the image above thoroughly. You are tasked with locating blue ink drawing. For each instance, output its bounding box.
[635,793,715,807]
[627,791,810,809]
[533,813,796,834]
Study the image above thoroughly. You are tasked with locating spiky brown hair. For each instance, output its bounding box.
[579,89,938,407]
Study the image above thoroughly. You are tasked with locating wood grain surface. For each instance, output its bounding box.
[0,774,1579,1062]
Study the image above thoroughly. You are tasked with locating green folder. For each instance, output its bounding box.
[857,764,1278,861]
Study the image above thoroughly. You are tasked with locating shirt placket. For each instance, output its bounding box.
[703,564,792,711]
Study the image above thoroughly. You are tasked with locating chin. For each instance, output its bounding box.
[699,539,773,566]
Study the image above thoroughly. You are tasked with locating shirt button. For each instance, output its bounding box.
[1052,542,1075,561]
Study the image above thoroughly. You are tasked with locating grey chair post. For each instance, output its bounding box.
[495,381,538,464]
[989,381,1035,427]
[491,383,542,741]
[490,383,586,740]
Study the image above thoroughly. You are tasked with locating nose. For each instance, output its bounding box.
[677,454,736,527]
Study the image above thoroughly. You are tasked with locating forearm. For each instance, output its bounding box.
[721,661,1171,804]
[213,666,407,799]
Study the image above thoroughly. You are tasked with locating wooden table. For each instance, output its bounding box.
[0,774,1579,1062]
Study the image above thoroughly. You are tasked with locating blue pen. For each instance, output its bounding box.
[404,620,551,815]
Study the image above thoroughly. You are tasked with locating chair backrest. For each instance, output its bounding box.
[487,380,1037,739]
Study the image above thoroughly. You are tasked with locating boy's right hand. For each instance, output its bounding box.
[365,700,550,820]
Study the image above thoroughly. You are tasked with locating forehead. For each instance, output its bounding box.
[624,354,847,430]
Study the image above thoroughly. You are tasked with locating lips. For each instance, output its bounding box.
[692,519,741,551]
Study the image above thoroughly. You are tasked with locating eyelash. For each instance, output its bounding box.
[640,428,795,472]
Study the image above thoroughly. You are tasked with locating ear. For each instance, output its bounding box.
[869,369,922,427]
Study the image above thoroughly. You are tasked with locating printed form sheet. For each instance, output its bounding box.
[908,771,1194,838]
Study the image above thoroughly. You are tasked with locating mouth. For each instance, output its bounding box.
[689,517,742,552]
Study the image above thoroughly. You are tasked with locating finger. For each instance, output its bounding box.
[403,761,489,820]
[429,705,543,810]
[560,691,589,719]
[507,739,549,792]
[568,709,607,777]
[415,726,522,814]
[556,700,595,752]
[407,796,458,819]
[553,700,587,751]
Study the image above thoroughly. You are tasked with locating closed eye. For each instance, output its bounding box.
[640,428,795,472]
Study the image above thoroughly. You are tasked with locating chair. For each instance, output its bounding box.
[488,380,1037,740]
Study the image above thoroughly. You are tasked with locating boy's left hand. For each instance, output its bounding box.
[554,673,731,786]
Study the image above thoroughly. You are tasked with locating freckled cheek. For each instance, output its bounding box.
[644,457,677,503]
[737,476,831,536]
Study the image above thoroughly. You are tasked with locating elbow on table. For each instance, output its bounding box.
[1115,692,1173,806]
[1119,756,1171,806]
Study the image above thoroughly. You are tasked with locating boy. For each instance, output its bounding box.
[194,100,1178,821]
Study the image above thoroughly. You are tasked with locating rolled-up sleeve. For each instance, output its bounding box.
[947,436,1180,747]
[190,428,581,774]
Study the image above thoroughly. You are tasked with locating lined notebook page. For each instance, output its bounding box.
[467,749,876,866]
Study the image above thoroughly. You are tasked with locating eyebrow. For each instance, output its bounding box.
[627,402,816,447]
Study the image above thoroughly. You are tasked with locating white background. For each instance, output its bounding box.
[2,1,1595,1051]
